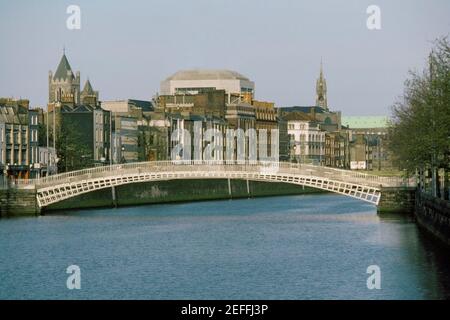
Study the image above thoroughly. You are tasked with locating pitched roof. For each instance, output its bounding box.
[53,54,74,81]
[282,112,314,121]
[82,79,95,95]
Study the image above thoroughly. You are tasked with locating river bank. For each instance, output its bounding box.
[414,192,450,247]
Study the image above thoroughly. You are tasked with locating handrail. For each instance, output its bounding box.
[10,160,413,189]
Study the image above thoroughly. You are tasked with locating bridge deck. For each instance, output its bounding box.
[12,161,413,208]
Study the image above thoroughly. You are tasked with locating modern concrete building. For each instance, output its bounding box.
[160,69,255,100]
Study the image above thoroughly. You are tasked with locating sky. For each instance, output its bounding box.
[0,0,449,115]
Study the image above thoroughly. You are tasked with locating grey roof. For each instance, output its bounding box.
[280,106,326,114]
[53,54,74,81]
[129,99,154,112]
[82,79,94,95]
[164,69,250,81]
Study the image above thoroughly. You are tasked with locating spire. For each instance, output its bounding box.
[53,52,74,81]
[315,59,328,110]
[82,79,94,95]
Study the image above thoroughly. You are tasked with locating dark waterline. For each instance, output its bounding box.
[0,193,449,300]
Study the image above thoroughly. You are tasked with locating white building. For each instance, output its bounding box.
[160,69,255,101]
[285,112,325,164]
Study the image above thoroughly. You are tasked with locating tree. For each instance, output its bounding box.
[388,36,450,199]
[56,120,92,172]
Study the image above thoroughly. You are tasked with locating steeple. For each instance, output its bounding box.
[80,78,99,105]
[48,49,80,104]
[53,52,74,81]
[82,79,94,95]
[315,59,328,110]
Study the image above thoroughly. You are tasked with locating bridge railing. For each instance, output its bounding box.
[12,160,414,189]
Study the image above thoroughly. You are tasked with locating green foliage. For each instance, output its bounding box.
[388,36,450,173]
[57,120,92,172]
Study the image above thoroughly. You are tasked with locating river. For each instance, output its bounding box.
[0,193,449,299]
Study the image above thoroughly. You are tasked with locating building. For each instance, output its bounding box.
[160,70,284,161]
[49,52,81,105]
[101,99,154,118]
[38,146,58,177]
[160,69,255,101]
[284,112,325,164]
[0,98,34,178]
[348,134,373,170]
[253,100,278,160]
[342,116,390,171]
[280,106,341,132]
[28,109,40,177]
[112,115,138,163]
[45,52,111,171]
[324,130,350,168]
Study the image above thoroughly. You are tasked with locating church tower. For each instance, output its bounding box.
[315,60,328,110]
[48,51,80,104]
[80,79,99,106]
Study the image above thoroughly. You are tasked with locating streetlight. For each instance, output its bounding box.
[121,146,126,163]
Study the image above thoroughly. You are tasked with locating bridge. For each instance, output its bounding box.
[14,161,413,208]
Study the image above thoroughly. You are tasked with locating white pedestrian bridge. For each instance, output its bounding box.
[15,161,413,208]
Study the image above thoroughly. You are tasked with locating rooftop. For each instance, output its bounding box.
[342,116,389,129]
[164,69,250,81]
[53,54,75,81]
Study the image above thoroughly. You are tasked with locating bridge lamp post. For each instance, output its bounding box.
[121,146,126,164]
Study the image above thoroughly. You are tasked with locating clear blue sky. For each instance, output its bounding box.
[0,0,449,115]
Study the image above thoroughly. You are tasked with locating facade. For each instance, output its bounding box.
[57,104,111,167]
[349,133,373,170]
[101,99,154,118]
[324,131,350,169]
[0,99,30,178]
[253,100,278,160]
[38,147,58,176]
[112,115,138,163]
[137,117,170,161]
[342,116,390,171]
[284,112,325,164]
[28,109,40,177]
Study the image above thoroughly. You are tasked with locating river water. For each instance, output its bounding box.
[0,193,449,300]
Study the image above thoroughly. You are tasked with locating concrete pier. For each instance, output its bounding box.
[377,187,416,213]
[0,188,40,217]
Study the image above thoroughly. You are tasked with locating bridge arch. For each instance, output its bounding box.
[15,161,408,208]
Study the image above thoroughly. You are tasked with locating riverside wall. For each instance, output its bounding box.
[414,192,450,246]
